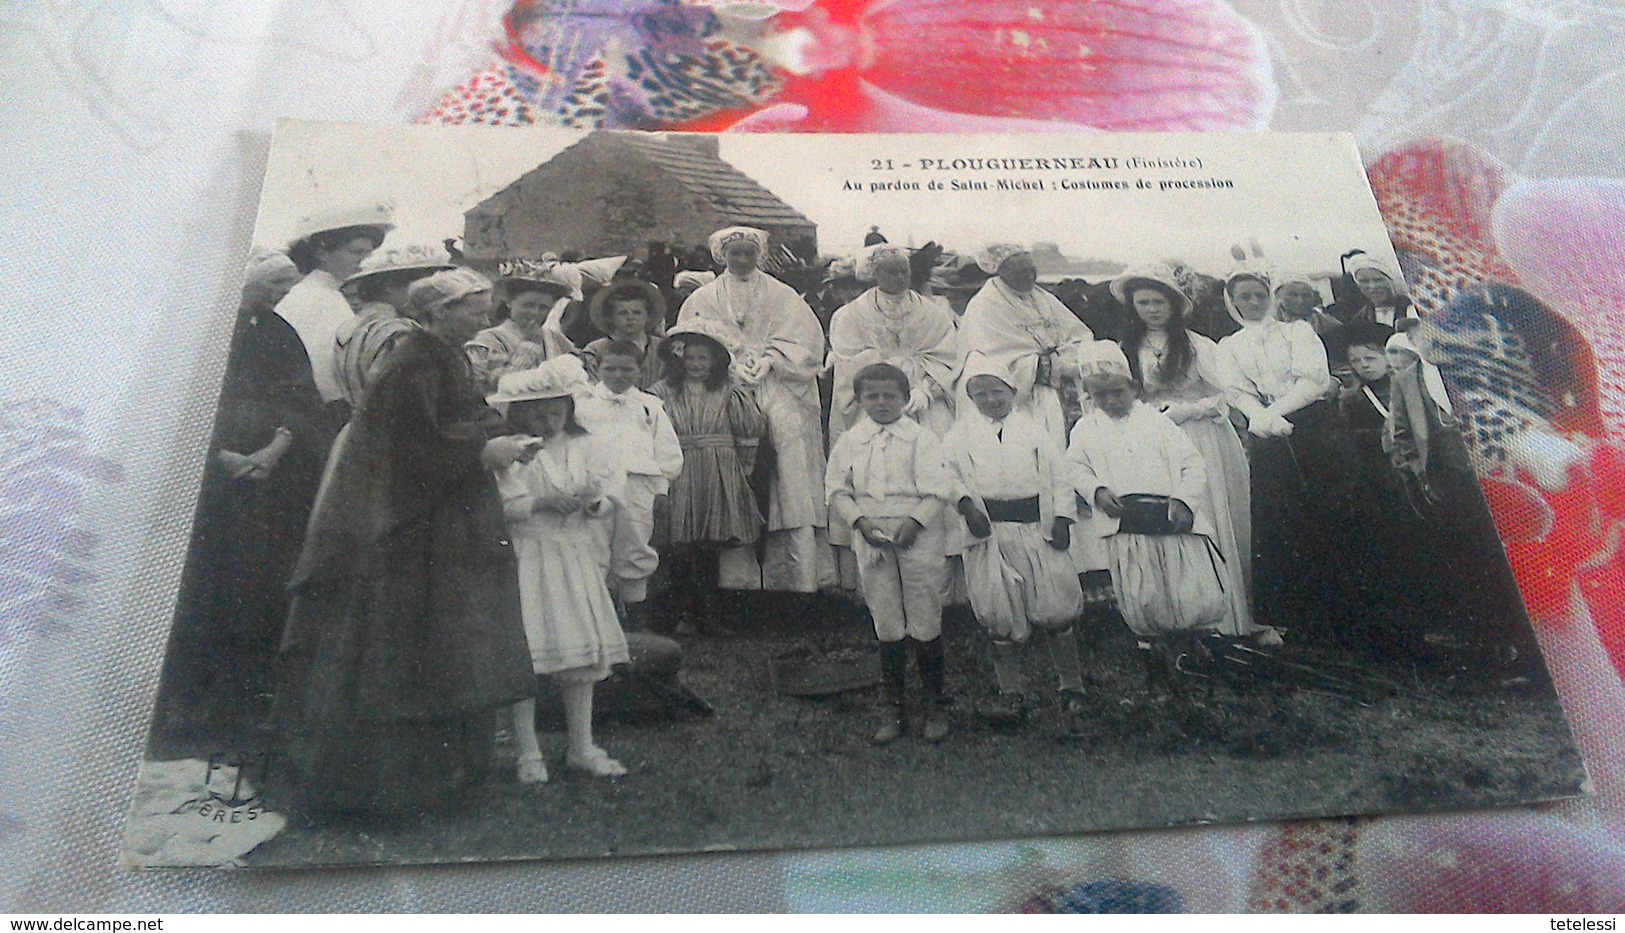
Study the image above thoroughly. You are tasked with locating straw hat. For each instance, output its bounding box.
[663,318,741,360]
[494,258,577,302]
[488,355,591,406]
[588,279,668,335]
[343,242,456,285]
[406,267,492,314]
[287,201,395,248]
[1109,267,1194,316]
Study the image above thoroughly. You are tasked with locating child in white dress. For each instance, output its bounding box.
[577,339,684,630]
[490,356,631,782]
[943,356,1085,726]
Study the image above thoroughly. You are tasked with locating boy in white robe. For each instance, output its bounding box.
[1067,342,1231,698]
[826,363,953,744]
[943,357,1086,726]
[577,340,684,628]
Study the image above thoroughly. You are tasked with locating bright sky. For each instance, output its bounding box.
[255,121,1401,281]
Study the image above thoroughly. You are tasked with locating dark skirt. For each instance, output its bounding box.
[154,450,325,743]
[1247,400,1359,639]
[271,507,533,820]
[1400,425,1541,668]
[272,707,494,819]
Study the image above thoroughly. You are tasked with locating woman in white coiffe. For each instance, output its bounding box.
[956,243,1093,447]
[675,226,832,594]
[1215,263,1341,640]
[827,244,962,442]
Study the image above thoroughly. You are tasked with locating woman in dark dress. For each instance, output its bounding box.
[155,252,336,743]
[272,267,538,820]
[1215,268,1353,642]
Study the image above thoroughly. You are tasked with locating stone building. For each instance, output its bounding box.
[463,131,817,266]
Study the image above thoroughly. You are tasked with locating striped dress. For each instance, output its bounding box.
[653,380,765,546]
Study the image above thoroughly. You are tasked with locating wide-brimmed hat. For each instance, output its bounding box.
[343,242,456,285]
[663,318,740,361]
[287,201,395,249]
[822,256,858,285]
[488,354,590,406]
[1109,268,1193,316]
[495,258,577,299]
[588,279,668,335]
[406,267,492,314]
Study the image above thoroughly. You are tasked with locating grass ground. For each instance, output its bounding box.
[234,595,1588,869]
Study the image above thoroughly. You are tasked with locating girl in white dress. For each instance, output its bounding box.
[490,356,632,782]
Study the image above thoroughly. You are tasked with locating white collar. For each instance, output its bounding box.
[848,415,919,444]
[593,382,642,402]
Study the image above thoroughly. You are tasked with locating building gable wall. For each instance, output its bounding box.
[464,133,818,264]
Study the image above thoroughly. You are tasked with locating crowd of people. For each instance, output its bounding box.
[154,201,1533,822]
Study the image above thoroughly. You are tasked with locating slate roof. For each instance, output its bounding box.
[611,133,816,230]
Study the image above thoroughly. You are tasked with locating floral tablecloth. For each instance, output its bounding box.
[2,0,1622,912]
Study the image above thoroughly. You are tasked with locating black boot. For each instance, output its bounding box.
[873,640,908,744]
[916,638,950,742]
[986,640,1028,728]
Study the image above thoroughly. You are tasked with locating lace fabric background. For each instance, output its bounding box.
[3,0,1624,912]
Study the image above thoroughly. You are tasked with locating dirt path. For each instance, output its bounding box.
[245,610,1586,868]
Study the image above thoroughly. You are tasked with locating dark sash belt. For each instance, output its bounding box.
[984,496,1042,524]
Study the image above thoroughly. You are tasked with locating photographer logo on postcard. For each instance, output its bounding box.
[121,122,1587,870]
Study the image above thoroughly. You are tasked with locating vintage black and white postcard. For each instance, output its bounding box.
[122,122,1587,869]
